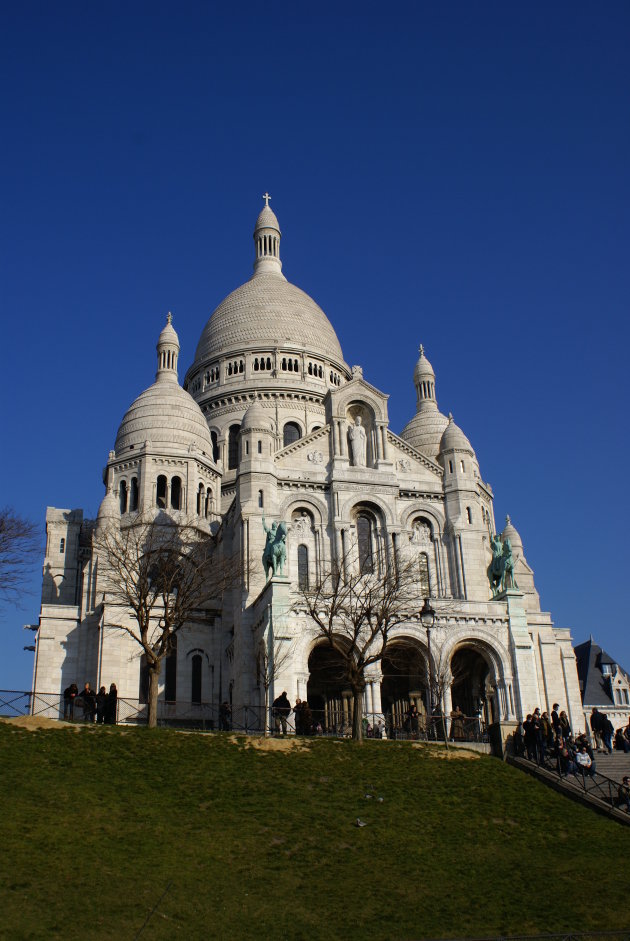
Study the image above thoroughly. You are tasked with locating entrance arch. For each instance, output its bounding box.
[307,644,352,734]
[381,641,428,737]
[450,645,498,727]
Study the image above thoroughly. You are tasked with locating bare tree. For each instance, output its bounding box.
[0,507,41,605]
[95,513,238,728]
[296,553,422,741]
[257,630,295,736]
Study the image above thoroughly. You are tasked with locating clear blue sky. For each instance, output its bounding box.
[1,2,628,690]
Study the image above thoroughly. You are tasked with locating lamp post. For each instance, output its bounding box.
[420,597,435,728]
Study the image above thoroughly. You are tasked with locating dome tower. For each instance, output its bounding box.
[400,345,449,461]
[185,197,351,490]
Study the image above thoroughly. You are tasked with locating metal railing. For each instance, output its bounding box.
[513,750,630,818]
[0,690,487,744]
[426,933,630,941]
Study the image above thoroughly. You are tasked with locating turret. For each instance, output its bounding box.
[253,193,283,276]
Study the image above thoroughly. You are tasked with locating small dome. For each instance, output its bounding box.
[400,409,449,462]
[241,399,271,431]
[115,381,214,456]
[254,205,280,233]
[501,515,523,551]
[414,344,435,384]
[97,487,119,523]
[158,313,179,347]
[439,415,475,455]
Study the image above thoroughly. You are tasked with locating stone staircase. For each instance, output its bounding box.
[591,752,630,783]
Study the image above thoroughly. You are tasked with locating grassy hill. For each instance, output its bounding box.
[0,721,627,941]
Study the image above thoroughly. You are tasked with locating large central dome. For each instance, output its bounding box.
[192,199,345,367]
[194,272,344,364]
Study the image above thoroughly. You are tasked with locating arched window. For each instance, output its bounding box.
[156,475,167,509]
[418,553,430,597]
[171,476,182,510]
[258,490,264,508]
[297,544,309,591]
[129,477,138,512]
[257,440,262,454]
[191,654,202,704]
[466,506,472,524]
[119,480,128,514]
[205,487,212,517]
[357,515,374,574]
[197,483,204,516]
[228,425,240,470]
[164,635,177,703]
[283,422,301,447]
[211,431,219,463]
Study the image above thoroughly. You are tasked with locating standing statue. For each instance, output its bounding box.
[348,416,367,467]
[262,516,287,580]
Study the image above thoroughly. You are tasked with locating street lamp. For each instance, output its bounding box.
[420,597,436,723]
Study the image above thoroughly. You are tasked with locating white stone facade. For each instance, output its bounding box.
[32,200,585,743]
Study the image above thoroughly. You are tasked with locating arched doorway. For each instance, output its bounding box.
[450,646,498,731]
[381,642,428,737]
[307,645,352,734]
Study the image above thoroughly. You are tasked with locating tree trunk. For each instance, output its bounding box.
[147,665,160,728]
[352,686,364,742]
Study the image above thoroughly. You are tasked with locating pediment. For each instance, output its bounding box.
[274,425,331,470]
[387,431,444,481]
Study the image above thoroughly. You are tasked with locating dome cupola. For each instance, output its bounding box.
[439,414,475,455]
[253,193,283,276]
[400,344,449,461]
[501,515,523,553]
[156,312,180,382]
[414,345,438,410]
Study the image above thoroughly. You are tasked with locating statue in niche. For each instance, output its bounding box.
[348,416,367,467]
[410,520,432,546]
[262,516,287,580]
[291,512,311,537]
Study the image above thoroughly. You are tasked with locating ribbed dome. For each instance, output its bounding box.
[194,271,344,364]
[115,381,214,456]
[439,415,475,455]
[241,399,271,431]
[400,409,449,462]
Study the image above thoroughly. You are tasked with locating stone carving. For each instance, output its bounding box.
[348,416,367,467]
[262,516,287,580]
[351,365,363,379]
[307,450,324,464]
[397,458,411,473]
[291,512,311,536]
[487,533,518,597]
[410,520,432,546]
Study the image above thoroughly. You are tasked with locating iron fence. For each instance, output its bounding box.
[422,934,630,941]
[514,752,630,818]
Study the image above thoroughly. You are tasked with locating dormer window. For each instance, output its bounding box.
[601,663,612,676]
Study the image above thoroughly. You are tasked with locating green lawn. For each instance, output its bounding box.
[0,722,627,941]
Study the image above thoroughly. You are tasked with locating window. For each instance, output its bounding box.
[623,689,629,705]
[418,553,430,597]
[228,425,240,470]
[602,664,612,676]
[466,507,472,524]
[257,440,262,454]
[59,538,65,554]
[205,487,212,517]
[191,654,202,704]
[156,475,167,508]
[211,431,219,463]
[283,422,301,447]
[197,483,204,516]
[130,477,138,512]
[164,635,177,702]
[357,515,374,574]
[449,460,453,474]
[119,480,128,514]
[297,544,309,590]
[258,490,264,508]
[460,460,465,473]
[171,476,182,510]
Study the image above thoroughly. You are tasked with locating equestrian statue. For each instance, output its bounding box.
[487,533,518,597]
[262,516,287,580]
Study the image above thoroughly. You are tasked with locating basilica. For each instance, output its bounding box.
[33,198,585,745]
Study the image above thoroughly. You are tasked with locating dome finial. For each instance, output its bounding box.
[167,311,172,325]
[419,343,424,356]
[253,196,283,276]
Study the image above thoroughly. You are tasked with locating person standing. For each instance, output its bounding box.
[293,698,303,736]
[63,683,78,720]
[272,691,291,735]
[96,687,107,724]
[78,682,97,722]
[590,708,604,752]
[601,712,614,754]
[219,700,231,731]
[105,683,118,724]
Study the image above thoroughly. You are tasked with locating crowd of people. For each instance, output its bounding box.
[63,682,118,724]
[512,703,630,812]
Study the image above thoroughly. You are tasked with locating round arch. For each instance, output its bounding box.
[340,492,395,527]
[307,641,353,734]
[399,504,445,536]
[278,493,328,530]
[380,636,429,737]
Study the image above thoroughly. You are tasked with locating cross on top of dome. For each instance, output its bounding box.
[262,192,271,207]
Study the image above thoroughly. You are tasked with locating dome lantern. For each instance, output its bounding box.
[156,312,180,383]
[253,193,283,276]
[414,344,438,411]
